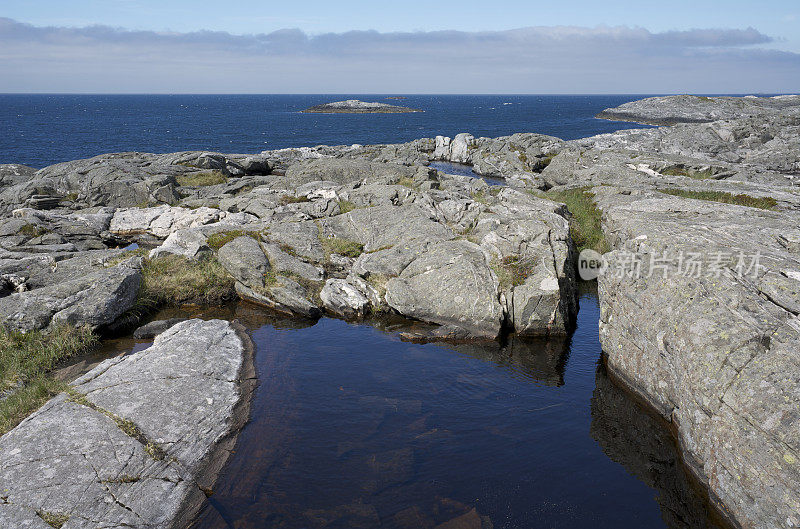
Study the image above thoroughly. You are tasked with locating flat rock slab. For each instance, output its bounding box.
[0,319,254,529]
[595,188,800,529]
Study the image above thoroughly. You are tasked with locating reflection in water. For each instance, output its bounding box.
[591,364,724,529]
[188,293,721,529]
[428,161,506,187]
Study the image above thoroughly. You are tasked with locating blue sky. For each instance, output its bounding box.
[1,0,798,93]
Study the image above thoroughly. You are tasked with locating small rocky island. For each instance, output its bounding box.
[301,99,422,113]
[0,94,798,528]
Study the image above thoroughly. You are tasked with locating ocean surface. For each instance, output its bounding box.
[0,94,659,168]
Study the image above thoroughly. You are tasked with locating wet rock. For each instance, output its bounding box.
[132,317,187,339]
[0,319,254,529]
[320,278,370,317]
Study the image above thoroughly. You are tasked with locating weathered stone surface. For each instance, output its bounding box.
[595,188,800,529]
[386,240,504,338]
[0,257,141,331]
[262,242,324,282]
[235,277,320,318]
[597,94,800,126]
[319,278,370,317]
[149,228,210,259]
[217,236,270,289]
[0,319,254,529]
[282,158,432,188]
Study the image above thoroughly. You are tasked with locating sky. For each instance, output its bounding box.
[1,0,798,93]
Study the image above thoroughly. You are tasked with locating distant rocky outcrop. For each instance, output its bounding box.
[596,93,800,125]
[301,99,422,113]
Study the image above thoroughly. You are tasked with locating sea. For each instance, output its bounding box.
[0,94,660,168]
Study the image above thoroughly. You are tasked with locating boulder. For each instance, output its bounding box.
[385,240,504,338]
[149,228,210,259]
[319,278,370,317]
[216,236,270,289]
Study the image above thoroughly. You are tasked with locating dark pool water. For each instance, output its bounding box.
[428,161,506,187]
[194,290,720,529]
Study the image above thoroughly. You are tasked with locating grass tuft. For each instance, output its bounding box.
[206,230,261,250]
[337,200,357,214]
[491,255,537,289]
[140,255,235,305]
[397,177,416,188]
[658,188,778,210]
[1,377,67,436]
[660,166,716,180]
[37,511,69,528]
[0,324,96,434]
[531,187,609,254]
[279,194,311,205]
[17,224,49,238]
[176,171,228,187]
[321,237,364,258]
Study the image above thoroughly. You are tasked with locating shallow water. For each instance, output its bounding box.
[428,161,506,187]
[196,290,721,529]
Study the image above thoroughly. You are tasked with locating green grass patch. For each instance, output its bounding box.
[206,230,261,250]
[658,188,778,210]
[1,377,67,436]
[491,255,536,289]
[176,170,228,187]
[471,190,490,204]
[530,187,609,254]
[279,194,311,205]
[321,236,364,258]
[37,511,69,528]
[17,224,49,238]
[0,325,96,435]
[337,200,357,214]
[660,166,716,180]
[397,177,416,188]
[140,255,235,305]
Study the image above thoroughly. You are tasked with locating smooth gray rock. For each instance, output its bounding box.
[0,319,254,529]
[149,228,211,259]
[217,236,270,290]
[262,242,324,282]
[385,240,504,338]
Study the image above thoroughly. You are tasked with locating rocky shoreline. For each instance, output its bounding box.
[0,93,798,528]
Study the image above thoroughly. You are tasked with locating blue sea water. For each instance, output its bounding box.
[0,94,656,168]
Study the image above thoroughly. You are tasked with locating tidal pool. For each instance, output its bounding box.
[195,290,722,529]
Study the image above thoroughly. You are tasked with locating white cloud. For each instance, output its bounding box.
[0,18,797,93]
